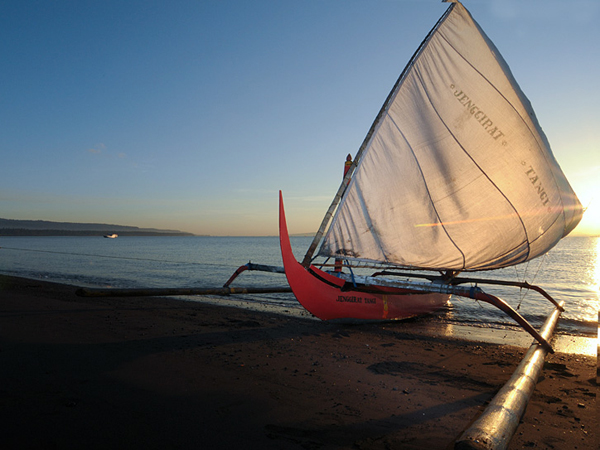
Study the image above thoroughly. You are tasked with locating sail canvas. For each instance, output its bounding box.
[318,3,582,271]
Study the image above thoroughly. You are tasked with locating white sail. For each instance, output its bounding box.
[318,2,582,271]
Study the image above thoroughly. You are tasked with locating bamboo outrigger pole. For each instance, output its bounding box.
[76,286,292,298]
[454,301,564,450]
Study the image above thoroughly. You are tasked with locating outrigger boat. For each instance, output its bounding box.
[227,1,582,351]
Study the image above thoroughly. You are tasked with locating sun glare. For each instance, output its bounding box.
[594,238,600,294]
[573,191,600,236]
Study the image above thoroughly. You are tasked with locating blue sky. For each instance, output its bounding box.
[1,0,599,236]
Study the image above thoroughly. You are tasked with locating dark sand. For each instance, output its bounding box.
[0,275,596,449]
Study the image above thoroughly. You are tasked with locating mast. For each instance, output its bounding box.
[301,3,456,267]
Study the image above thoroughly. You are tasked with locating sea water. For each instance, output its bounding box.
[0,235,598,339]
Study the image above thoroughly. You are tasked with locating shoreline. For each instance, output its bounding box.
[0,274,596,449]
[171,292,598,356]
[3,269,596,354]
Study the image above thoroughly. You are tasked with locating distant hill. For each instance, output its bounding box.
[0,218,194,237]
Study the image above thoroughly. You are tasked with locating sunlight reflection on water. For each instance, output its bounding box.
[593,238,600,295]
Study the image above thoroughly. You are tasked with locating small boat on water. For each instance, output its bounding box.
[228,1,582,351]
[103,234,118,239]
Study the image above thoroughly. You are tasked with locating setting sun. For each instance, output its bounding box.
[572,187,600,236]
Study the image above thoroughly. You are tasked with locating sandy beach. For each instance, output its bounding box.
[0,274,596,449]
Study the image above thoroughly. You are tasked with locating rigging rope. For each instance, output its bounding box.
[512,253,549,310]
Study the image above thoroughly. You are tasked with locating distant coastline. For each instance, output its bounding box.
[0,218,195,237]
[0,229,195,237]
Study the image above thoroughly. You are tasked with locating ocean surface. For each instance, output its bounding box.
[0,235,598,339]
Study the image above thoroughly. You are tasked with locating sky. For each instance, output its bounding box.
[1,0,599,236]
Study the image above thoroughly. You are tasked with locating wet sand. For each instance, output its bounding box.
[0,275,596,449]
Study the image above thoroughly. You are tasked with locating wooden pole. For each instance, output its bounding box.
[223,263,285,287]
[76,286,292,298]
[334,154,354,273]
[454,300,564,450]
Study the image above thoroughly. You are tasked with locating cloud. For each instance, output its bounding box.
[85,145,127,161]
[574,164,600,178]
[87,143,106,155]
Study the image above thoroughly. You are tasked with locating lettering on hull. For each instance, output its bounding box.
[336,295,377,304]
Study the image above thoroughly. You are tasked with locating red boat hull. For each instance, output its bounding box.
[279,192,449,320]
